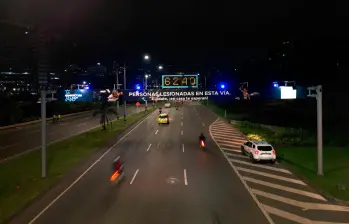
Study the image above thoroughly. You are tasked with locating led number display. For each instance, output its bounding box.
[162,74,198,88]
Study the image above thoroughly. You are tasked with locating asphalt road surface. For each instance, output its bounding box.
[0,104,142,162]
[10,102,349,224]
[10,102,270,224]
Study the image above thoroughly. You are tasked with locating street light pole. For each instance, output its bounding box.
[123,63,127,122]
[307,85,323,176]
[115,63,119,114]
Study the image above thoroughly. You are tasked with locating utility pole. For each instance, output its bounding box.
[114,62,119,114]
[123,63,127,122]
[307,85,323,176]
[37,27,50,178]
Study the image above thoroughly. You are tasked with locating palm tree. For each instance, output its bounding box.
[93,91,119,130]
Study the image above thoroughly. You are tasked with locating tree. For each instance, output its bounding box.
[93,90,119,130]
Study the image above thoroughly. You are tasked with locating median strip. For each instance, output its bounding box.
[0,108,154,224]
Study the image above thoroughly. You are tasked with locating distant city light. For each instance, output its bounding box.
[158,65,163,70]
[83,81,86,85]
[273,82,279,87]
[220,84,225,89]
[144,54,150,60]
[97,62,101,65]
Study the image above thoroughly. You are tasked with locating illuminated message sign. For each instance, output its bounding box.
[124,89,231,101]
[162,74,198,88]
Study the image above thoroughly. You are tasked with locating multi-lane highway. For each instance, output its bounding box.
[0,104,141,162]
[8,102,349,224]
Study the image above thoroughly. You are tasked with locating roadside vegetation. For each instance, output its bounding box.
[0,108,154,223]
[205,100,349,202]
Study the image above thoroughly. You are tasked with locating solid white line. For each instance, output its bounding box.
[251,189,349,212]
[155,130,159,135]
[243,177,327,201]
[76,123,86,127]
[146,144,152,152]
[0,144,16,150]
[184,169,188,185]
[237,167,306,186]
[27,110,156,224]
[1,109,147,163]
[209,118,275,224]
[130,169,139,185]
[182,144,185,152]
[181,121,183,126]
[181,130,183,135]
[230,159,290,174]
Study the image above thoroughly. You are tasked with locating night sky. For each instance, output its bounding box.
[1,0,345,85]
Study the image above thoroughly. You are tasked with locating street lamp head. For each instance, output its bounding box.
[144,54,150,60]
[145,75,149,78]
[158,65,163,70]
[97,62,101,65]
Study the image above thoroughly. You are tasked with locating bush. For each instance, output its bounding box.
[236,121,316,147]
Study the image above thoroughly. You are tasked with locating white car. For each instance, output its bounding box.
[241,140,276,163]
[164,103,171,108]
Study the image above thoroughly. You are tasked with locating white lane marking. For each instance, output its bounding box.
[211,132,247,139]
[181,117,183,120]
[263,205,347,224]
[155,130,159,135]
[77,123,86,127]
[251,188,349,212]
[225,152,248,159]
[237,167,306,186]
[181,122,183,126]
[182,144,185,152]
[0,144,16,150]
[146,144,152,152]
[181,130,183,135]
[202,123,205,126]
[209,118,274,224]
[219,144,241,150]
[197,113,199,115]
[216,140,244,146]
[130,169,140,185]
[230,159,291,174]
[27,110,156,224]
[243,177,327,201]
[225,148,242,153]
[1,109,148,164]
[182,113,183,115]
[184,169,188,185]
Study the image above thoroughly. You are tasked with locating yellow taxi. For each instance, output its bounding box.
[158,113,170,124]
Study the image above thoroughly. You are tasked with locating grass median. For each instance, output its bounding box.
[0,108,154,223]
[204,102,349,202]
